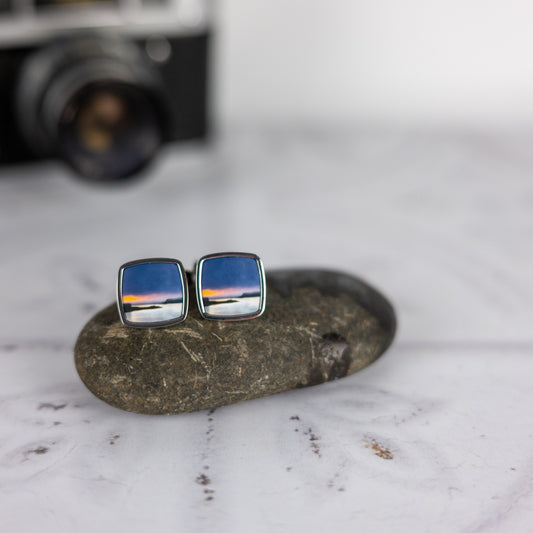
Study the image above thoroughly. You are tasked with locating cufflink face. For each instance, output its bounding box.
[117,259,188,328]
[196,253,266,320]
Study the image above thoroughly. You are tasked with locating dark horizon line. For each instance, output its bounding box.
[124,301,182,312]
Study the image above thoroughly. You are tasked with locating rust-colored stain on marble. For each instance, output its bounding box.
[365,439,394,460]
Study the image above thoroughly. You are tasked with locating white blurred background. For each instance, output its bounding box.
[218,0,533,126]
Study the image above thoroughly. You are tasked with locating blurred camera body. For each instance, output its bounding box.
[0,0,210,180]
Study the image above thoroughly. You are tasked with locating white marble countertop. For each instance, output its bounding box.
[1,126,532,532]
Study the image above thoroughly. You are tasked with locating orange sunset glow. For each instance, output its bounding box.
[123,293,179,304]
[202,287,257,298]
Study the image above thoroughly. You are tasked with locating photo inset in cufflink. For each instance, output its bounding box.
[195,252,266,320]
[117,258,188,327]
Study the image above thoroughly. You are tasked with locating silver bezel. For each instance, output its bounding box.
[195,252,266,321]
[117,257,188,328]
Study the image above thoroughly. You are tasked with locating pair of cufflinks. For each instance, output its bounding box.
[117,252,266,328]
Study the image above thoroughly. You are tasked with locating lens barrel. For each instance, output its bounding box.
[16,35,168,181]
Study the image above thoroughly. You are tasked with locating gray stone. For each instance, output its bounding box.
[74,270,396,414]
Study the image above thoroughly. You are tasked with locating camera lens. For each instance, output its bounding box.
[57,83,161,180]
[16,35,168,181]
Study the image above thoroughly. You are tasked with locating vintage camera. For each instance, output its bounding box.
[0,0,210,181]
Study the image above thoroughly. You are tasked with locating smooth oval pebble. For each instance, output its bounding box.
[74,269,396,414]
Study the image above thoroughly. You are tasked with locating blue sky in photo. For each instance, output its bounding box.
[122,262,183,302]
[201,256,260,297]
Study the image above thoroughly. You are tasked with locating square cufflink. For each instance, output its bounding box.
[195,252,266,321]
[117,258,188,328]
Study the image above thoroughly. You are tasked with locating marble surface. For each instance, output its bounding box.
[1,126,532,532]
